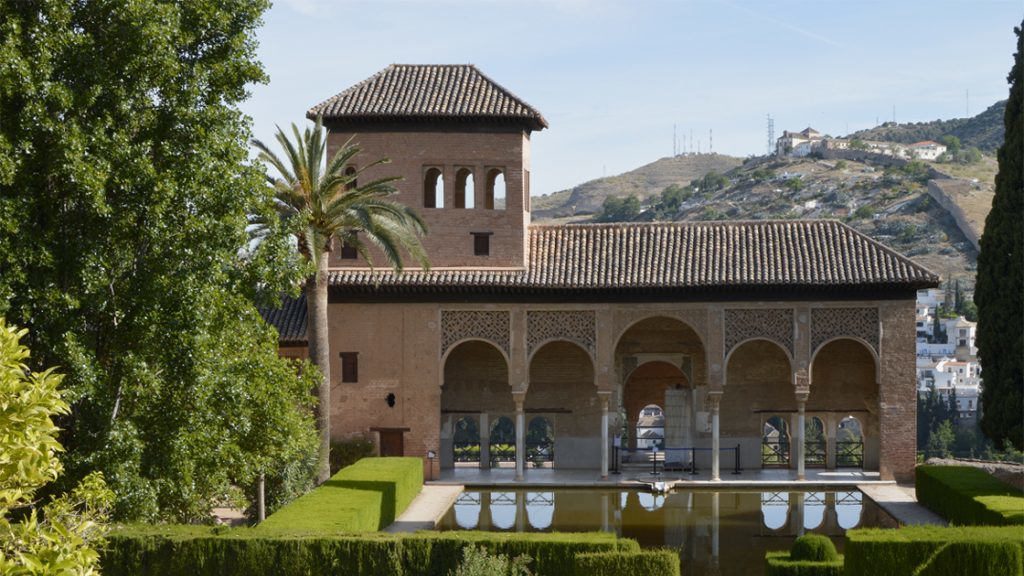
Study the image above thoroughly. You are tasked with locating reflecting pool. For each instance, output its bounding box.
[436,489,895,576]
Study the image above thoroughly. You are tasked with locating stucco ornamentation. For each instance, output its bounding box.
[724,308,795,356]
[811,307,880,355]
[527,310,596,357]
[441,310,510,358]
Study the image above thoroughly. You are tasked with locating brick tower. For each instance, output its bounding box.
[309,64,547,269]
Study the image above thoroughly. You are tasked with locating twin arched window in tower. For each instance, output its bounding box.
[423,167,506,210]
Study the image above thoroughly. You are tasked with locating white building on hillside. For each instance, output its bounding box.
[908,141,948,161]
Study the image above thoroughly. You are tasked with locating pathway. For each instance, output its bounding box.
[385,485,464,533]
[858,483,947,526]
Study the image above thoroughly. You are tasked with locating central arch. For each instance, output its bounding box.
[810,338,879,470]
[527,340,597,469]
[614,316,707,464]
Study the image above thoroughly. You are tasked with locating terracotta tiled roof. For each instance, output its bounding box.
[329,220,939,294]
[259,293,307,345]
[308,64,548,130]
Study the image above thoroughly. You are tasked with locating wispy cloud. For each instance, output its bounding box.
[720,0,844,48]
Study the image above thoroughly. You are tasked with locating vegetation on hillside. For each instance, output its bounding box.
[847,100,1007,152]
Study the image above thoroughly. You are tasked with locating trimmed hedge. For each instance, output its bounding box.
[916,465,1024,526]
[764,534,843,576]
[764,552,843,576]
[844,525,1024,576]
[573,550,680,576]
[259,457,423,532]
[102,526,641,576]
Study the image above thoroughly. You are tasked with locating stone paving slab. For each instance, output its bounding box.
[858,483,947,526]
[386,485,464,533]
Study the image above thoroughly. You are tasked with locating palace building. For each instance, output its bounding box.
[263,65,939,483]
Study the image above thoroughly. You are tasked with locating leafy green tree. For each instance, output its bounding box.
[976,21,1024,451]
[849,139,868,151]
[596,195,642,222]
[941,135,962,153]
[697,171,730,193]
[0,319,113,573]
[254,119,428,484]
[0,0,319,521]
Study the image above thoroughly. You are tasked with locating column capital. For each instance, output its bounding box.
[512,390,527,407]
[706,390,722,412]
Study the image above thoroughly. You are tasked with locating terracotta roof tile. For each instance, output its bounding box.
[308,64,547,130]
[259,293,307,345]
[328,220,939,293]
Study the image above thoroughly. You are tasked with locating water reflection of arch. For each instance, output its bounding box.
[761,492,790,531]
[526,492,554,530]
[490,492,517,530]
[835,491,864,530]
[453,491,481,529]
[803,492,826,530]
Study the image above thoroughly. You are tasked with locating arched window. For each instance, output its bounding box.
[490,416,516,465]
[452,416,480,464]
[485,168,506,210]
[343,165,357,191]
[806,416,826,467]
[527,417,554,467]
[454,168,474,209]
[837,416,864,468]
[424,167,443,208]
[762,415,791,467]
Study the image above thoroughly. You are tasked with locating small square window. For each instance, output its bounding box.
[340,242,357,260]
[472,232,492,256]
[340,352,358,383]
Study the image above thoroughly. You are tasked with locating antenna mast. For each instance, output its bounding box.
[767,114,775,155]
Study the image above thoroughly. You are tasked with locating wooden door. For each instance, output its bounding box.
[379,429,404,457]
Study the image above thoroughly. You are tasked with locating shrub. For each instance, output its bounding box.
[764,552,843,576]
[790,534,839,562]
[101,526,639,576]
[573,550,680,576]
[916,465,1024,525]
[764,535,843,576]
[448,546,532,576]
[330,437,376,474]
[259,457,423,532]
[844,525,1024,576]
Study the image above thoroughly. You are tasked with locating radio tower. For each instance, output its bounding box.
[709,129,713,153]
[767,114,775,155]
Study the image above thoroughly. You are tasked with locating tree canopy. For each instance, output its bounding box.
[0,0,317,520]
[975,20,1024,451]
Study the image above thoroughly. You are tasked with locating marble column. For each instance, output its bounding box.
[796,401,806,480]
[514,396,526,481]
[599,391,611,479]
[479,412,490,470]
[709,392,722,481]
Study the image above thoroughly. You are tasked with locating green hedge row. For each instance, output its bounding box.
[259,457,423,532]
[916,465,1024,526]
[102,526,646,576]
[844,525,1024,576]
[573,550,679,576]
[764,552,843,576]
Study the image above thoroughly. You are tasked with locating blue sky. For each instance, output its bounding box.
[241,0,1022,195]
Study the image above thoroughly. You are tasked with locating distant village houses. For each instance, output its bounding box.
[775,127,947,161]
[914,287,982,425]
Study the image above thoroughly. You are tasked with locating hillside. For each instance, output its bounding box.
[533,153,743,219]
[846,100,1005,152]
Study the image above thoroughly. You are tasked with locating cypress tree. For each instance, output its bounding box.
[975,20,1024,450]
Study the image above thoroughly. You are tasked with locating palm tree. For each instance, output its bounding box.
[254,117,428,484]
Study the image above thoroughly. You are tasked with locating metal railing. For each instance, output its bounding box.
[805,439,827,467]
[836,440,864,468]
[453,442,481,462]
[762,438,791,466]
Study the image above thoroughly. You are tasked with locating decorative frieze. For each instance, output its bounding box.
[724,308,795,357]
[441,310,510,358]
[811,307,880,356]
[527,310,596,357]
